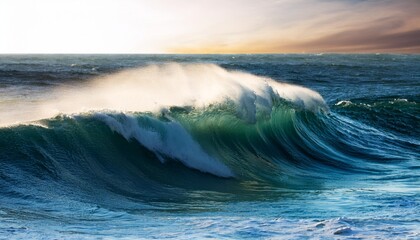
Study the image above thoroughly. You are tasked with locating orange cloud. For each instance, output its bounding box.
[168,1,420,54]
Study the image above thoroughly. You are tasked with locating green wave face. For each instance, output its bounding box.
[1,97,416,204]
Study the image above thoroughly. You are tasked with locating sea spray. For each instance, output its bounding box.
[0,63,327,126]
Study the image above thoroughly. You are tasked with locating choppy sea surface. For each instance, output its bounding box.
[0,54,419,239]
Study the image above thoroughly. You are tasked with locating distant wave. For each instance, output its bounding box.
[333,96,419,137]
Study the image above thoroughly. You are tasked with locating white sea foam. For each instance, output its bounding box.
[335,100,352,106]
[95,113,234,177]
[0,63,327,126]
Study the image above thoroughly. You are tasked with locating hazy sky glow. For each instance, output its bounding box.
[1,0,419,53]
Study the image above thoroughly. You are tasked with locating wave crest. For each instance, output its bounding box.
[0,63,327,126]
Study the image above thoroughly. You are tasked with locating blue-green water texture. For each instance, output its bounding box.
[0,54,419,239]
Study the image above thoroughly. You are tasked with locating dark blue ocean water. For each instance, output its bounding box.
[0,54,419,239]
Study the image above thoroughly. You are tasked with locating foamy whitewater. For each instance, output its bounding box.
[0,54,419,239]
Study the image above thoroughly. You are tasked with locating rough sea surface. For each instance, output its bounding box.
[0,54,419,239]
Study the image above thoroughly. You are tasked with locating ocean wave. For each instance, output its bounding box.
[0,64,417,203]
[1,100,416,202]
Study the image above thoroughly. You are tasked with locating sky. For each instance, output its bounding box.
[1,0,419,54]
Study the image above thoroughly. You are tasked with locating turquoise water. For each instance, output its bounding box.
[0,54,419,239]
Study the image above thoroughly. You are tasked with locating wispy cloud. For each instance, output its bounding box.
[170,0,420,53]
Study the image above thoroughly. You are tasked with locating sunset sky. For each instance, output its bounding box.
[1,0,419,54]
